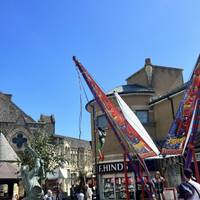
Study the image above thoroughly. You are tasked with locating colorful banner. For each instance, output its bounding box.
[162,60,200,155]
[114,92,160,157]
[73,56,158,159]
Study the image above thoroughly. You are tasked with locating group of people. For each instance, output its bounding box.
[70,183,95,200]
[12,168,200,200]
[43,188,67,200]
[151,169,200,200]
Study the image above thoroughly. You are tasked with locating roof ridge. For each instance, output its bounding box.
[126,64,183,81]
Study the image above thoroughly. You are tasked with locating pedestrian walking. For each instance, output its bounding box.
[76,186,84,200]
[44,189,54,200]
[178,168,200,200]
[85,184,93,200]
[152,171,166,200]
[70,184,76,200]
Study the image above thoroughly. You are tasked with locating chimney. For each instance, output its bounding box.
[144,58,153,86]
[145,58,152,66]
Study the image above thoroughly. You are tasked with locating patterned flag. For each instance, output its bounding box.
[162,58,200,155]
[73,56,159,159]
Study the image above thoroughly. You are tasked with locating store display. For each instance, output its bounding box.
[103,175,135,200]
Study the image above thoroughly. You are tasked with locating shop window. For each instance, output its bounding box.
[135,110,149,124]
[71,152,77,166]
[103,178,115,199]
[115,177,135,199]
[65,147,70,158]
[0,184,8,198]
[96,115,108,130]
[78,149,84,167]
[103,175,135,199]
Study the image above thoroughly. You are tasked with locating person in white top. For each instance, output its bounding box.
[183,168,200,200]
[85,184,93,200]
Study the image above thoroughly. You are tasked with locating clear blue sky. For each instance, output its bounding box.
[0,0,199,140]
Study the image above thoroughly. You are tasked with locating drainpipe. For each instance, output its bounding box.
[168,97,175,120]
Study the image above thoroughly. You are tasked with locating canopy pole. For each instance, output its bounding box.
[185,99,200,182]
[124,153,130,200]
[92,105,100,199]
[139,163,145,200]
[191,144,200,183]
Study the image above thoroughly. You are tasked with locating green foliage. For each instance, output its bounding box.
[19,133,68,177]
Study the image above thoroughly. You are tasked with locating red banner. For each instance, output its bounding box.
[73,57,157,159]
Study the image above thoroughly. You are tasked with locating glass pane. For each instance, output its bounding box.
[96,115,108,130]
[103,178,115,199]
[135,110,148,123]
[0,184,8,197]
[115,177,135,200]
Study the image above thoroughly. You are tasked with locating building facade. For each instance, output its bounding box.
[0,92,93,196]
[86,58,191,199]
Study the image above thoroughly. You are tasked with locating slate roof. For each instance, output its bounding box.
[0,162,20,179]
[0,92,35,123]
[0,133,20,162]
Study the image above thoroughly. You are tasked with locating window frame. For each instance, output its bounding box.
[135,109,149,124]
[96,114,108,130]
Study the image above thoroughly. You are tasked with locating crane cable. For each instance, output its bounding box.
[75,66,90,139]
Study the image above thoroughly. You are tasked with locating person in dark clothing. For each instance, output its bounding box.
[178,168,200,200]
[70,185,75,200]
[44,190,54,200]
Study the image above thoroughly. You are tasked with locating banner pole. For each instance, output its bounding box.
[124,153,130,200]
[184,99,200,182]
[92,105,100,199]
[191,144,200,183]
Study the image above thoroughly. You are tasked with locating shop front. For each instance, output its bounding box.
[97,161,136,200]
[46,167,69,195]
